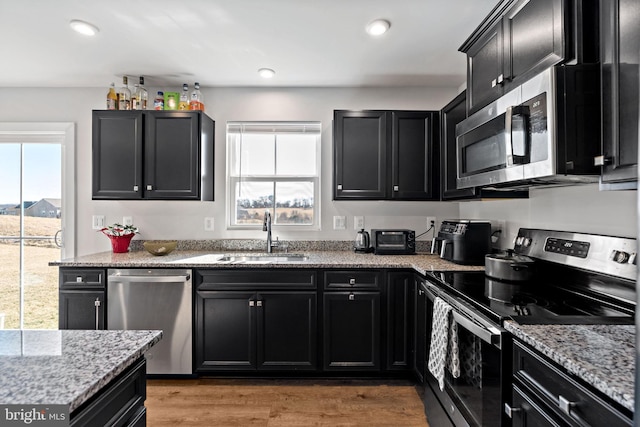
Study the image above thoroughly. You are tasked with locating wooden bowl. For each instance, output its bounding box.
[143,240,177,256]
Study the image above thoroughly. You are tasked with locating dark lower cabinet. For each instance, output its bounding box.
[71,358,146,427]
[510,340,632,426]
[196,291,317,372]
[412,277,427,383]
[59,268,106,330]
[386,272,412,371]
[195,273,318,373]
[323,292,380,371]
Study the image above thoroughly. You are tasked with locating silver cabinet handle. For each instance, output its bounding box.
[146,185,153,191]
[349,278,356,285]
[256,300,263,307]
[558,395,576,415]
[111,275,189,283]
[504,403,521,418]
[594,155,612,166]
[94,297,101,330]
[337,184,343,190]
[348,293,355,301]
[497,74,504,84]
[133,185,139,191]
[249,300,255,307]
[76,276,83,283]
[393,185,399,191]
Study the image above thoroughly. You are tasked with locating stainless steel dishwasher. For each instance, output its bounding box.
[107,269,192,375]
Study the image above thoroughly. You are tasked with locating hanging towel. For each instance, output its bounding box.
[428,297,460,391]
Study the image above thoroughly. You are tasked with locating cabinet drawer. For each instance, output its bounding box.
[60,269,106,288]
[324,270,382,290]
[512,340,632,426]
[196,269,316,290]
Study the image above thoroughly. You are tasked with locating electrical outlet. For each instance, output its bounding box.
[491,220,506,244]
[122,216,133,226]
[354,216,364,230]
[333,216,346,230]
[426,216,436,229]
[204,217,215,231]
[92,215,105,230]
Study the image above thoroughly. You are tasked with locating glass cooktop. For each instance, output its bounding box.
[429,270,635,325]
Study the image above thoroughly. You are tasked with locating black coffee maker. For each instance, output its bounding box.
[431,220,492,265]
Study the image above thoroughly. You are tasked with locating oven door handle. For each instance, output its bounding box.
[451,311,502,347]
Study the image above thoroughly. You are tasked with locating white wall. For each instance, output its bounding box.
[459,184,638,249]
[0,86,460,256]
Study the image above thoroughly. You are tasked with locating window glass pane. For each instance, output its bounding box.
[240,134,275,176]
[275,182,314,225]
[235,181,274,225]
[276,134,317,176]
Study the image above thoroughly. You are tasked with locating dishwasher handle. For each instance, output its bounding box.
[109,274,190,283]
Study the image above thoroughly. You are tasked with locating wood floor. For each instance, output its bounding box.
[146,378,430,426]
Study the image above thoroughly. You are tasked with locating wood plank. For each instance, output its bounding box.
[146,379,430,426]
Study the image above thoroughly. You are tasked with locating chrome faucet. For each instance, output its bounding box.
[263,211,274,253]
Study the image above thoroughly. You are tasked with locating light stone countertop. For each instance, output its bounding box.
[0,330,162,412]
[504,321,635,412]
[49,249,485,275]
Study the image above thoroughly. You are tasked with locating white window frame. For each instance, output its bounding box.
[226,121,321,231]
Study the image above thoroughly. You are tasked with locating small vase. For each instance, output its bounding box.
[108,234,134,253]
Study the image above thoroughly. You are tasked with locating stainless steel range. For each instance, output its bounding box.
[422,229,636,427]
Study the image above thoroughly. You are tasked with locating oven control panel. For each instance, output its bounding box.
[543,238,590,258]
[513,228,637,282]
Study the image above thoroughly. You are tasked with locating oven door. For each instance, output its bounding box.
[424,282,509,427]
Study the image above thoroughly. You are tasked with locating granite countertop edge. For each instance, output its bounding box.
[504,321,635,412]
[49,250,485,274]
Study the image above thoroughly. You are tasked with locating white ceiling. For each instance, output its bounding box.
[0,0,497,88]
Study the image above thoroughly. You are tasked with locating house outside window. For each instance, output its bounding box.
[227,122,321,230]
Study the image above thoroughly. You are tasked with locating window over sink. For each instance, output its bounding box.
[226,121,320,229]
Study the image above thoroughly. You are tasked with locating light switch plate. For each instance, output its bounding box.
[333,216,346,230]
[92,215,105,230]
[354,216,364,230]
[204,217,215,231]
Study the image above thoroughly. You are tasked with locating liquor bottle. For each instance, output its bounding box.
[131,83,140,110]
[189,82,204,111]
[117,76,131,110]
[137,76,148,110]
[154,91,164,110]
[106,82,117,110]
[178,83,189,110]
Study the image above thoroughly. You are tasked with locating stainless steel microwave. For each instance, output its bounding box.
[455,65,601,189]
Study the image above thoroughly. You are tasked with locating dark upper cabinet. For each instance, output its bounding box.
[333,110,439,200]
[599,0,639,187]
[461,0,597,114]
[92,110,215,200]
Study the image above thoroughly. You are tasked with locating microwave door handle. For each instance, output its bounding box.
[505,105,530,166]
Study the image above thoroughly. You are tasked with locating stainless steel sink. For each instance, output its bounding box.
[217,254,309,263]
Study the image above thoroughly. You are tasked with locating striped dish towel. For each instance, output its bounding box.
[427,297,460,391]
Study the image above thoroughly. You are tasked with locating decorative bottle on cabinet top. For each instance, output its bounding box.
[189,82,204,111]
[132,76,148,110]
[178,83,189,110]
[106,82,117,110]
[117,76,131,110]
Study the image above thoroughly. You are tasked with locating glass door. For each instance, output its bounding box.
[0,142,62,329]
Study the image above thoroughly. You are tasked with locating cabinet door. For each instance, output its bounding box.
[467,21,504,114]
[412,278,427,383]
[144,112,201,199]
[391,111,439,200]
[504,0,564,88]
[323,291,380,371]
[333,110,389,199]
[195,291,256,371]
[92,111,143,199]
[59,290,105,330]
[257,291,317,370]
[386,273,411,371]
[440,92,476,200]
[600,0,639,185]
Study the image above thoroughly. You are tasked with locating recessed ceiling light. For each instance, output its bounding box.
[258,68,276,79]
[69,19,99,36]
[366,19,390,36]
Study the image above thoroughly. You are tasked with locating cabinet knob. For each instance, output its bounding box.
[497,74,504,84]
[348,293,355,301]
[504,403,521,418]
[491,79,497,88]
[76,276,83,283]
[249,300,255,307]
[133,185,139,191]
[146,185,153,191]
[349,278,356,285]
[337,184,343,190]
[256,300,263,307]
[393,185,399,191]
